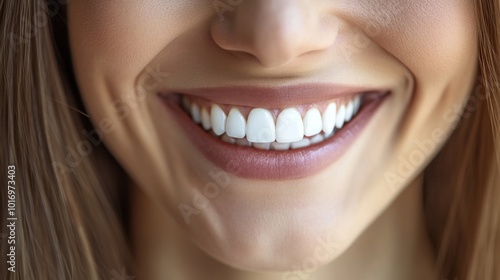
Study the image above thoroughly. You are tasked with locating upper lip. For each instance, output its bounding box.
[161,84,388,108]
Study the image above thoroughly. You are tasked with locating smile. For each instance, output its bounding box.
[159,85,389,180]
[180,94,362,150]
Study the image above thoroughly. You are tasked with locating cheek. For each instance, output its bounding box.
[67,1,214,163]
[362,0,477,139]
[68,0,207,92]
[377,1,477,192]
[374,1,476,81]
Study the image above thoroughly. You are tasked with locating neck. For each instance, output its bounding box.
[130,174,437,280]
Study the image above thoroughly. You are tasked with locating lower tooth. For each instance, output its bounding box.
[324,130,334,139]
[272,142,291,151]
[253,142,272,150]
[290,138,311,149]
[310,134,325,144]
[218,133,330,150]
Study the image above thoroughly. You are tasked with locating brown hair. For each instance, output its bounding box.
[424,0,500,278]
[1,0,499,279]
[1,0,131,279]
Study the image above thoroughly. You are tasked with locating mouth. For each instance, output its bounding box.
[158,85,389,180]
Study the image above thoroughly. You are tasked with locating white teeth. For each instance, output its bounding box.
[354,95,361,115]
[246,108,276,143]
[201,108,211,130]
[324,130,335,139]
[191,103,201,124]
[182,94,364,150]
[271,142,291,151]
[290,138,311,149]
[210,104,226,136]
[276,108,304,143]
[253,142,272,150]
[303,108,323,137]
[335,104,346,129]
[226,108,246,138]
[345,100,354,122]
[310,134,325,144]
[322,103,336,135]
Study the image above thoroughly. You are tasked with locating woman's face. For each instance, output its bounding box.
[68,0,477,271]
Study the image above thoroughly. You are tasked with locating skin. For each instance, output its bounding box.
[68,0,477,279]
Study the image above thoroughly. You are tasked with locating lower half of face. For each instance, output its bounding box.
[68,0,477,271]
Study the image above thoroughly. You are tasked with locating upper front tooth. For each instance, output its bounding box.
[246,108,276,143]
[276,108,304,143]
[336,104,346,129]
[201,108,211,130]
[191,103,201,123]
[322,103,337,135]
[303,108,323,137]
[226,108,246,138]
[211,104,226,135]
[345,100,354,122]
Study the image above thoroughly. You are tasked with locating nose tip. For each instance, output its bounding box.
[210,0,338,68]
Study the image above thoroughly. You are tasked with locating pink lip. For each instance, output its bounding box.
[158,86,389,180]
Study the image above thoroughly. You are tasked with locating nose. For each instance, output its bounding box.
[210,0,338,68]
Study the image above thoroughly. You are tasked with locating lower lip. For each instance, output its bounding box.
[160,94,388,181]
